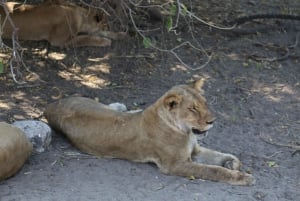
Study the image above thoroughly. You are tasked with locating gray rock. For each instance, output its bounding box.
[12,120,52,153]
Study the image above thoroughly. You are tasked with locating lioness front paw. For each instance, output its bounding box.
[228,171,256,186]
[237,173,256,186]
[223,155,241,170]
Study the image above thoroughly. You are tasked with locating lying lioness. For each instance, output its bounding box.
[0,122,32,181]
[0,0,125,47]
[44,80,255,185]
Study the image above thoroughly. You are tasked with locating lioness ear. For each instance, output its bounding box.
[193,79,205,94]
[163,94,182,110]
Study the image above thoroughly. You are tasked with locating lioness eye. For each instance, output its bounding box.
[189,106,198,113]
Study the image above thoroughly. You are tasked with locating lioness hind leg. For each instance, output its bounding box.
[193,145,242,170]
[94,31,127,40]
[168,161,255,186]
[64,35,112,47]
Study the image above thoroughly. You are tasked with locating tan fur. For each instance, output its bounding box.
[0,1,126,47]
[0,122,32,181]
[44,81,255,185]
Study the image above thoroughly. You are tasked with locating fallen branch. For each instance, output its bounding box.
[248,32,299,62]
[248,48,290,62]
[227,14,300,26]
[259,132,300,150]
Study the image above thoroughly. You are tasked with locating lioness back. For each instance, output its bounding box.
[44,97,145,159]
[45,97,131,134]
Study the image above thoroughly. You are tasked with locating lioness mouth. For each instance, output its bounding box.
[192,128,207,135]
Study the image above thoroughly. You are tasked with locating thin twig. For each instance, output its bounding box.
[0,0,27,84]
[249,32,299,62]
[289,32,300,48]
[184,6,236,30]
[63,151,98,159]
[171,0,180,30]
[249,48,290,62]
[264,151,284,159]
[79,0,110,16]
[128,8,211,70]
[128,0,170,9]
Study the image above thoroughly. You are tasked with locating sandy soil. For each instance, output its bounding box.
[0,0,299,200]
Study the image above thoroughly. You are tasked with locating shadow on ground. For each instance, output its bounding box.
[0,0,299,200]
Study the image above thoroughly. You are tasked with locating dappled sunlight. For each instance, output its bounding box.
[31,47,47,56]
[251,82,300,103]
[58,71,75,81]
[12,91,27,100]
[265,94,282,102]
[31,48,66,60]
[0,46,113,120]
[0,101,11,110]
[86,63,110,74]
[25,72,43,82]
[48,52,66,60]
[0,52,10,60]
[0,91,45,121]
[51,52,112,89]
[58,63,110,89]
[80,74,108,88]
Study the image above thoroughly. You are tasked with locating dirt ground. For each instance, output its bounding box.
[0,0,300,201]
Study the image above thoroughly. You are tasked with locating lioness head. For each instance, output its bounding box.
[80,7,109,33]
[157,80,216,138]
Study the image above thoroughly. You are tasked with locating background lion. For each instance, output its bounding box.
[0,0,125,47]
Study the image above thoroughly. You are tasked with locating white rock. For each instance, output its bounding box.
[108,102,143,113]
[12,120,52,153]
[108,103,128,112]
[126,109,143,113]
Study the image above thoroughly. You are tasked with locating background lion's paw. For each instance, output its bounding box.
[223,156,241,170]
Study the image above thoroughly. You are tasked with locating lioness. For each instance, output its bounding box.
[0,0,125,47]
[44,80,255,185]
[0,122,32,181]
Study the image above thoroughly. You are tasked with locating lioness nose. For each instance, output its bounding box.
[206,117,216,124]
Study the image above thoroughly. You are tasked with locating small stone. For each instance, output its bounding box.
[13,120,52,153]
[108,103,127,112]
